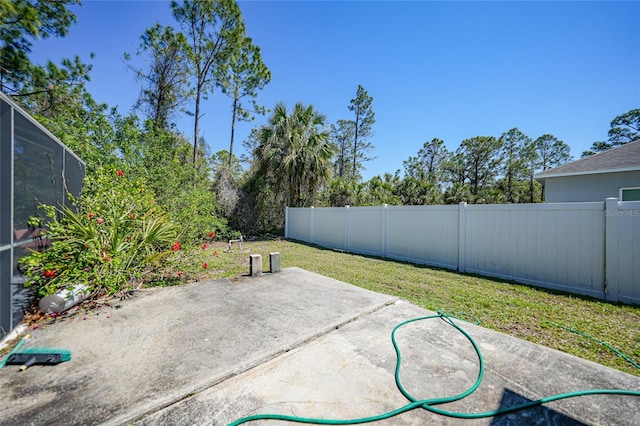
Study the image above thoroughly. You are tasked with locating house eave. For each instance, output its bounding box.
[534,166,640,181]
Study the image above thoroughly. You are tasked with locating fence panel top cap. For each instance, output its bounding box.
[467,202,604,211]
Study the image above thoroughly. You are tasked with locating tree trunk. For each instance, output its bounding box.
[154,91,163,129]
[192,83,202,187]
[229,95,238,165]
[193,86,201,164]
[353,111,359,181]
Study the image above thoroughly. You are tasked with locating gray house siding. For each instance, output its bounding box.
[544,170,640,202]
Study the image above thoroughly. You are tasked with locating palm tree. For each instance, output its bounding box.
[255,102,334,207]
[366,174,400,205]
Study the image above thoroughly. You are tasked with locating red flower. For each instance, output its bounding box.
[177,271,184,277]
[125,236,131,242]
[172,242,181,251]
[209,231,215,238]
[213,250,218,257]
[202,262,208,269]
[117,170,124,177]
[96,218,104,225]
[202,243,207,250]
[88,212,95,220]
[43,269,56,278]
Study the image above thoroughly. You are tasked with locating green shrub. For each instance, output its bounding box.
[21,167,178,297]
[168,186,240,242]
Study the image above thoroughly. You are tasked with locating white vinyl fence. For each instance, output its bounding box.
[285,198,640,304]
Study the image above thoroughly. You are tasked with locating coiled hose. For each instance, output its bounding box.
[229,311,640,425]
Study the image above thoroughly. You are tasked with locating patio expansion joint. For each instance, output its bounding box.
[111,297,399,426]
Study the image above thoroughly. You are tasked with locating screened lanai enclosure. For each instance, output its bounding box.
[0,91,85,339]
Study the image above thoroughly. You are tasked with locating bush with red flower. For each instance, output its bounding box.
[21,166,178,298]
[43,269,56,279]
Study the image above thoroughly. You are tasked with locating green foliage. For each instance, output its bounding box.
[124,23,191,130]
[454,136,503,202]
[231,171,286,236]
[0,0,79,94]
[212,150,244,180]
[403,138,448,184]
[171,0,246,164]
[442,151,469,189]
[396,176,441,205]
[330,119,355,179]
[443,182,472,204]
[319,129,569,206]
[534,134,571,201]
[324,177,361,207]
[254,102,335,207]
[170,185,234,241]
[155,238,229,286]
[130,126,234,241]
[498,128,533,203]
[583,108,640,156]
[347,84,376,181]
[607,108,640,145]
[212,150,244,218]
[364,174,402,205]
[216,34,271,162]
[25,57,117,172]
[398,138,448,205]
[534,134,572,171]
[20,167,178,297]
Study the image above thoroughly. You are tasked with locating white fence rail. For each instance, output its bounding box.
[285,198,640,304]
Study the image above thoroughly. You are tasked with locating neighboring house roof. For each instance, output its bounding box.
[534,139,640,179]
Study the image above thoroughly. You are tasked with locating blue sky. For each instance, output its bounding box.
[29,0,640,180]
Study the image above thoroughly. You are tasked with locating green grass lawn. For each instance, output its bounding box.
[5,238,638,377]
[205,238,640,377]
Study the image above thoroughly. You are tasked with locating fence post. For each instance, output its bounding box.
[344,205,350,251]
[458,202,467,273]
[309,206,315,244]
[284,206,289,238]
[382,204,387,257]
[605,197,619,302]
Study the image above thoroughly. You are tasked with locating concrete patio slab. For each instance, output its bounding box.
[137,299,640,426]
[0,267,638,426]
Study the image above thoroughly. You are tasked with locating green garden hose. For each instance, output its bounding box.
[228,311,640,425]
[546,321,640,371]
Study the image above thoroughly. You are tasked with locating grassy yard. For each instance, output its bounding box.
[5,238,639,377]
[203,238,640,377]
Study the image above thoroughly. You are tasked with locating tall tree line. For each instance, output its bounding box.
[321,129,574,207]
[3,1,636,236]
[125,0,271,167]
[582,109,640,156]
[331,85,376,182]
[1,0,271,241]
